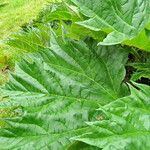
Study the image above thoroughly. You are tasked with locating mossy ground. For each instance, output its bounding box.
[0,0,48,39]
[0,0,49,84]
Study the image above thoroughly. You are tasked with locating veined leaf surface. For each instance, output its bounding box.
[0,32,128,149]
[71,0,150,46]
[129,62,150,81]
[73,83,150,150]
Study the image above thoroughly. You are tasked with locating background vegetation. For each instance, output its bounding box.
[0,0,49,84]
[0,0,50,126]
[0,0,150,149]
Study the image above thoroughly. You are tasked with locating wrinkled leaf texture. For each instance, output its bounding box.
[129,62,150,81]
[71,0,150,50]
[73,83,150,150]
[7,2,106,53]
[0,31,128,149]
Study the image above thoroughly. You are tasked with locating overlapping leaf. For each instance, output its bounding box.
[73,83,150,150]
[7,25,51,52]
[129,62,150,81]
[7,2,106,54]
[0,32,128,149]
[71,0,150,47]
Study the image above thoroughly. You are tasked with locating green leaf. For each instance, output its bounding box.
[38,2,80,23]
[129,63,150,81]
[7,3,106,54]
[98,31,128,46]
[37,2,107,42]
[7,25,51,52]
[0,32,128,149]
[73,83,150,150]
[123,27,150,52]
[145,28,150,40]
[71,0,150,46]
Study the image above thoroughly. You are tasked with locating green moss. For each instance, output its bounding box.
[0,0,49,85]
[0,0,48,39]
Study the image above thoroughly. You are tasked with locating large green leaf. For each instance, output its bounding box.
[73,83,150,150]
[71,0,150,46]
[0,32,128,149]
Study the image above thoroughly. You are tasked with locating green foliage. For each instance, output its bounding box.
[0,0,48,40]
[7,25,51,52]
[73,83,150,150]
[0,31,129,149]
[124,25,150,52]
[127,52,150,81]
[71,0,150,51]
[0,0,150,149]
[7,2,106,53]
[0,0,49,85]
[129,62,150,81]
